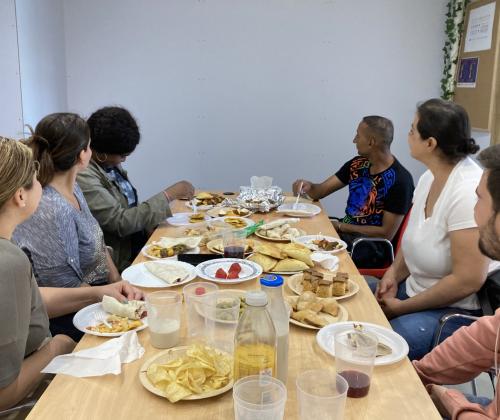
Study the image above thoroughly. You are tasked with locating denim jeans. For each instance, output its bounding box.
[366,278,482,360]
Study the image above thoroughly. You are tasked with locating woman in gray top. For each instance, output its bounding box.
[13,113,124,339]
[0,137,143,410]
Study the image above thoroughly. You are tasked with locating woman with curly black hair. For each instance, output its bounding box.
[77,106,194,271]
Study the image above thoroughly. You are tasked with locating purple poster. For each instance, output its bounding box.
[457,57,479,88]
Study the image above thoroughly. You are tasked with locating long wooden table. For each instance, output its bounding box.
[27,198,440,420]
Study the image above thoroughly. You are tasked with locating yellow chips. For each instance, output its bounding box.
[146,344,233,403]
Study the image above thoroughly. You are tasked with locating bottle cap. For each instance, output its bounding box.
[260,274,284,287]
[245,290,268,306]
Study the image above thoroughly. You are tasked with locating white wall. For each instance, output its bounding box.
[59,1,447,215]
[0,0,23,138]
[15,0,67,130]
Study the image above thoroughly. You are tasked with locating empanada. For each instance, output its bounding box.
[255,244,284,260]
[273,258,309,272]
[247,253,277,272]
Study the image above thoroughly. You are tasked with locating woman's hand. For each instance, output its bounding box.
[165,181,195,200]
[95,281,144,302]
[376,272,399,301]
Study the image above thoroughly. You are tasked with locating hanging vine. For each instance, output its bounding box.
[441,0,470,100]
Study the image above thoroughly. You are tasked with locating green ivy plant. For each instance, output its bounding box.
[441,0,470,100]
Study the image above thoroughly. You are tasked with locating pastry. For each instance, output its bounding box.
[273,258,309,272]
[255,244,284,260]
[247,253,277,272]
[278,243,313,267]
[321,298,340,317]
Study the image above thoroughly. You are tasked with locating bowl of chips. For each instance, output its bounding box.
[139,344,233,403]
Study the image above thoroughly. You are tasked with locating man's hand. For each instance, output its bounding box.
[165,181,195,200]
[96,281,144,302]
[292,179,313,196]
[429,385,452,418]
[379,297,405,319]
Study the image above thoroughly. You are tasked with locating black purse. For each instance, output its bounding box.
[478,269,500,316]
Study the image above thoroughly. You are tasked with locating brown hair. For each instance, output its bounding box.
[26,113,90,186]
[0,137,37,210]
[477,144,500,214]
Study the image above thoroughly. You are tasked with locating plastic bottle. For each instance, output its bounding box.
[260,274,289,384]
[233,290,277,380]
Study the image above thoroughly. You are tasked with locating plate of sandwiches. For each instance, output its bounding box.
[122,260,197,288]
[206,238,256,256]
[73,296,148,337]
[285,293,348,330]
[167,212,211,226]
[316,322,409,366]
[254,219,305,242]
[206,206,253,218]
[247,242,314,274]
[186,192,225,210]
[287,270,359,300]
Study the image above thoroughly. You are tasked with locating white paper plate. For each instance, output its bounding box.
[277,203,321,218]
[206,207,253,218]
[287,273,359,301]
[141,245,200,260]
[139,346,233,400]
[293,235,347,254]
[73,303,148,337]
[316,321,409,366]
[195,258,263,284]
[213,216,255,229]
[166,212,212,227]
[122,260,197,288]
[185,201,215,211]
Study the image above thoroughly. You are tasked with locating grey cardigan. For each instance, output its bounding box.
[77,160,172,271]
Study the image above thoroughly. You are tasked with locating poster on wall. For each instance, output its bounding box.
[464,2,496,52]
[457,57,479,88]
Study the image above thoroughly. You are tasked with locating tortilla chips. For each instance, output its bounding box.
[146,344,233,403]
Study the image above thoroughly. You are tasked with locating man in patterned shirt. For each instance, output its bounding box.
[293,116,414,266]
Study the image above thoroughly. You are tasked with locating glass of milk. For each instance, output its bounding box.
[146,291,182,349]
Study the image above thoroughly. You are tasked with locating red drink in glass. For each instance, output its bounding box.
[224,246,244,259]
[339,370,371,398]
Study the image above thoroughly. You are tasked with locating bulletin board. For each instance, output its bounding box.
[454,0,500,134]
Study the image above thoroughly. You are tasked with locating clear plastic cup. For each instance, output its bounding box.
[223,229,246,258]
[146,291,182,349]
[296,370,348,419]
[334,330,378,398]
[233,375,287,420]
[182,282,218,343]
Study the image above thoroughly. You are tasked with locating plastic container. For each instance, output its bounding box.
[234,291,277,380]
[260,274,289,384]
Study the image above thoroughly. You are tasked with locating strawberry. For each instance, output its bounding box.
[229,262,242,274]
[215,268,227,279]
[227,271,239,279]
[195,287,206,296]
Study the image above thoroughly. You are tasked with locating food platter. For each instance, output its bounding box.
[195,289,247,325]
[195,258,262,284]
[287,299,348,330]
[166,212,212,227]
[287,273,360,301]
[141,244,200,260]
[206,206,253,218]
[73,303,148,337]
[254,228,306,243]
[294,235,347,254]
[139,346,233,400]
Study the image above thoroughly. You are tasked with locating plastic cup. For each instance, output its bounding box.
[182,282,218,343]
[334,330,378,398]
[202,293,240,353]
[223,230,246,258]
[233,375,287,420]
[146,291,182,349]
[296,370,348,419]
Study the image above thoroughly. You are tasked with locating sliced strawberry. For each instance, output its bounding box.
[227,271,239,279]
[229,262,242,274]
[215,268,227,279]
[195,286,206,296]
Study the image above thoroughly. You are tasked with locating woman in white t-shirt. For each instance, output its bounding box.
[375,98,494,360]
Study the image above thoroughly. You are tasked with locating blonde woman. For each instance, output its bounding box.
[0,137,142,410]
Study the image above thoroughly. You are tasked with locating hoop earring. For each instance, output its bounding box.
[95,152,108,163]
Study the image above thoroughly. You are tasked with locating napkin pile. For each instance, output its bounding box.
[42,331,144,377]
